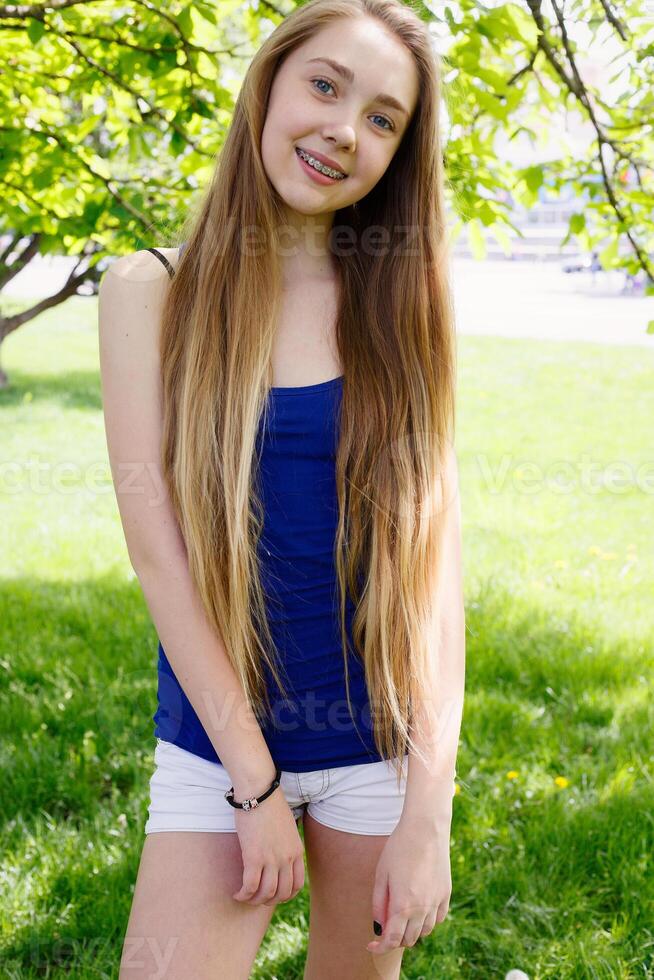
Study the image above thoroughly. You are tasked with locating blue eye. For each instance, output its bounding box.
[310,78,395,132]
[370,114,393,131]
[312,77,334,96]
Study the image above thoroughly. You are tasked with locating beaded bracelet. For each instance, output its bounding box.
[225,766,282,810]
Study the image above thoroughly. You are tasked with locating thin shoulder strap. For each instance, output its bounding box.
[146,247,175,279]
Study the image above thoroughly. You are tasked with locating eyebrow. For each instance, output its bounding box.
[306,56,410,119]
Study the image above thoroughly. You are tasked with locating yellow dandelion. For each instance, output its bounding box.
[554,560,568,569]
[554,776,570,788]
[599,552,617,561]
[506,771,519,780]
[588,545,602,555]
[453,783,461,796]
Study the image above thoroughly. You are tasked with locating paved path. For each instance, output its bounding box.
[451,256,653,347]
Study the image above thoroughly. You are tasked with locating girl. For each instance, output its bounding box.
[99,1,465,977]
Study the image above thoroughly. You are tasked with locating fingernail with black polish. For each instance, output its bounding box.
[373,920,382,936]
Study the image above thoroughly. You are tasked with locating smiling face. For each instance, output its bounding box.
[261,15,420,219]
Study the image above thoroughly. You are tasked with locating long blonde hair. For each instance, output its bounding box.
[159,0,456,786]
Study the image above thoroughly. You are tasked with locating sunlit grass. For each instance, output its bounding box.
[0,301,652,978]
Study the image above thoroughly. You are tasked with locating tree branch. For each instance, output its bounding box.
[525,0,653,283]
[597,0,628,41]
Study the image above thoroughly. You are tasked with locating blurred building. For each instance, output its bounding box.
[448,20,638,263]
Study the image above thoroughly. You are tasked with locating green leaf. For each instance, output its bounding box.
[525,166,544,194]
[128,128,151,165]
[88,154,112,181]
[599,238,619,268]
[475,200,497,226]
[444,7,458,31]
[491,223,513,257]
[74,115,104,142]
[569,213,586,234]
[83,199,105,224]
[26,19,46,45]
[467,219,487,260]
[504,4,541,46]
[177,6,194,38]
[194,1,217,25]
[31,166,54,190]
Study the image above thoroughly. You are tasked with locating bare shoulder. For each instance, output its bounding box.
[100,246,181,291]
[97,246,182,358]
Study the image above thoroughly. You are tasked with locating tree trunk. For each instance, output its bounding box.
[0,338,7,389]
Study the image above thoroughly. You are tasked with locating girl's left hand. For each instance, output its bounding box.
[366,817,452,955]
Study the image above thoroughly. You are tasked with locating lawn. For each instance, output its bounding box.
[0,298,652,978]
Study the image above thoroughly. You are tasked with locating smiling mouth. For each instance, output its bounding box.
[295,146,348,180]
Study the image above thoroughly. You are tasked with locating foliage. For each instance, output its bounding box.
[0,0,652,382]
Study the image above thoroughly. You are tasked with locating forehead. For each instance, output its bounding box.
[288,16,419,112]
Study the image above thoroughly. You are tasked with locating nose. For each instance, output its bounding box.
[322,124,356,154]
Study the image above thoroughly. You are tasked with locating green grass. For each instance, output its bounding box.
[1,300,652,978]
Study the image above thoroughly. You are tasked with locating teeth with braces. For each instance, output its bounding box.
[297,147,346,180]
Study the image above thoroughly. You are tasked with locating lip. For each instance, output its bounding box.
[295,145,348,176]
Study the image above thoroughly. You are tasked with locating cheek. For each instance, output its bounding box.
[365,148,396,186]
[351,159,383,194]
[262,108,304,167]
[261,109,288,165]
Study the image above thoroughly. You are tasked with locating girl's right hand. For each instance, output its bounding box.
[232,787,305,906]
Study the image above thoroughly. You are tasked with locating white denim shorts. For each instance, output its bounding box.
[145,738,409,836]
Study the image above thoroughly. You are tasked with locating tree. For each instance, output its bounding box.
[0,0,260,386]
[0,0,652,387]
[439,0,653,292]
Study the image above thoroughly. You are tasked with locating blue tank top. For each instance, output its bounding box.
[150,242,387,771]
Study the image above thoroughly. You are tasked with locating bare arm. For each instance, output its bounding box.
[400,444,466,828]
[98,248,277,799]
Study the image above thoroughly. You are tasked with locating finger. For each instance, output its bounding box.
[436,897,450,922]
[367,911,408,955]
[233,863,262,902]
[372,872,390,935]
[400,914,428,948]
[266,861,294,905]
[248,865,279,906]
[292,854,305,896]
[419,911,438,938]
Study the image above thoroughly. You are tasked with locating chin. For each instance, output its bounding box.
[281,185,332,214]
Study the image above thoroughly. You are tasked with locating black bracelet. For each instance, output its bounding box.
[225,766,282,810]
